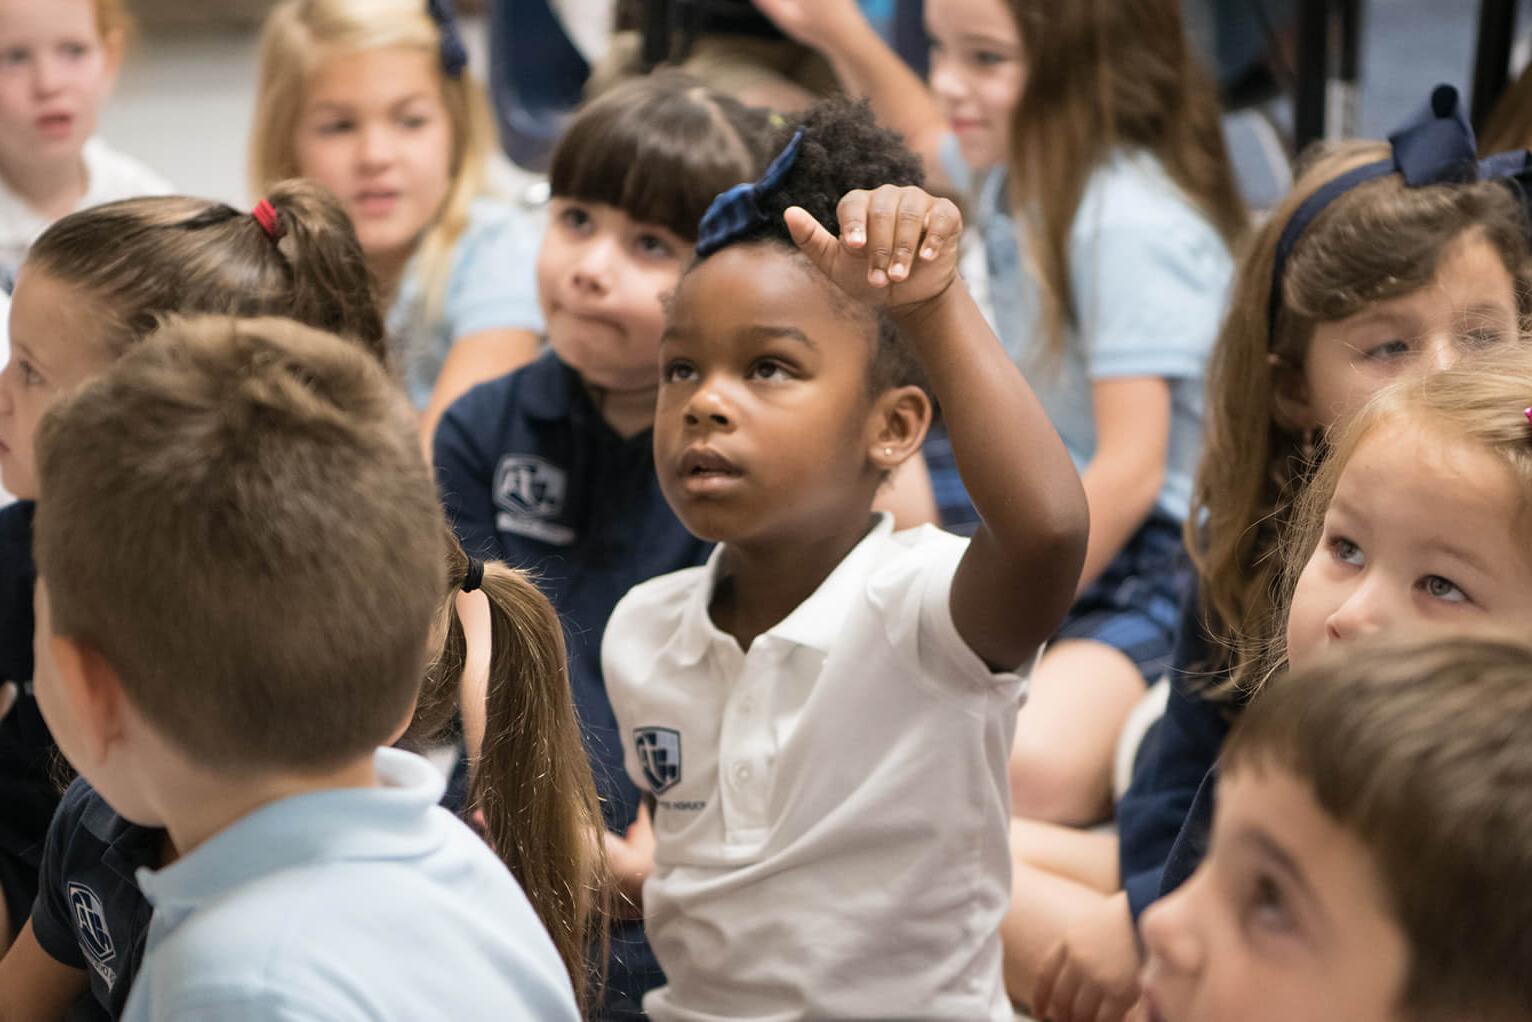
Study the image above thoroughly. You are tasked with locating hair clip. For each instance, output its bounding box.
[462,557,484,594]
[251,199,285,241]
[426,0,468,79]
[1524,406,1531,428]
[1269,84,1532,337]
[696,129,805,257]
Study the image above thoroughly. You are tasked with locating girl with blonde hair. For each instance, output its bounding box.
[251,0,543,441]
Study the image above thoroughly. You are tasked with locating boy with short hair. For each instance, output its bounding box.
[26,316,580,1021]
[1140,637,1532,1022]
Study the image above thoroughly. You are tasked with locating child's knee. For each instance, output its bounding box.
[1008,736,1112,825]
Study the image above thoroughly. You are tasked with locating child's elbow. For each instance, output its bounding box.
[1040,481,1092,576]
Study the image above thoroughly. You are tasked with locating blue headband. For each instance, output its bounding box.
[1269,83,1532,335]
[426,0,468,78]
[696,130,806,257]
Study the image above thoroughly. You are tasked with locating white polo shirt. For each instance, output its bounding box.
[604,515,1025,1022]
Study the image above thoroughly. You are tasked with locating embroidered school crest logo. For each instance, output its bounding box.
[68,882,114,964]
[493,455,575,545]
[635,727,683,795]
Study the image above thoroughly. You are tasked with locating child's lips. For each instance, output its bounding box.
[35,112,74,137]
[677,447,744,494]
[352,190,401,217]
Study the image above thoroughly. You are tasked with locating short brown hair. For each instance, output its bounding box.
[1224,637,1532,1022]
[551,71,775,242]
[33,317,444,773]
[27,179,387,366]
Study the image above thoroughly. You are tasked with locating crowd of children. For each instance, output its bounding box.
[0,0,1529,1019]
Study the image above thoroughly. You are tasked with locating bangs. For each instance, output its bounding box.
[549,76,767,242]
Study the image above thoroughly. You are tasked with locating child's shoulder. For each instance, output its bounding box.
[82,139,172,206]
[609,561,712,637]
[1077,149,1225,239]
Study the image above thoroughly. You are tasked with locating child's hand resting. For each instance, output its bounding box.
[784,185,961,315]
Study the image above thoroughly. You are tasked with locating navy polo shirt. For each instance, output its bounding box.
[31,778,160,1021]
[434,350,711,837]
[0,500,63,937]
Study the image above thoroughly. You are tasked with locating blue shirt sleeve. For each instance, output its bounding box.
[1070,160,1231,382]
[1116,581,1234,921]
[30,779,89,968]
[433,379,508,562]
[444,201,545,341]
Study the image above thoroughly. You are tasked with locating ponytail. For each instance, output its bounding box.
[27,180,386,366]
[413,531,608,1011]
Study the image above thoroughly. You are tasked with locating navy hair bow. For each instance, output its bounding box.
[426,0,468,78]
[1269,83,1532,333]
[696,130,805,257]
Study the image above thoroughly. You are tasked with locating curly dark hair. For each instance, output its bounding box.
[693,97,928,395]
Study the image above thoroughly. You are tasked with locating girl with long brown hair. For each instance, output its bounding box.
[755,0,1246,832]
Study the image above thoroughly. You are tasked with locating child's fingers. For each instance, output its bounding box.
[919,197,963,262]
[784,205,843,271]
[835,190,871,249]
[861,185,906,287]
[886,186,931,282]
[1033,941,1066,1017]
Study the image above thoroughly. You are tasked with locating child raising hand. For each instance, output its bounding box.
[604,99,1087,1020]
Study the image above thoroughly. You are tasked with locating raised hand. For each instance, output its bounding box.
[750,0,867,50]
[784,185,962,314]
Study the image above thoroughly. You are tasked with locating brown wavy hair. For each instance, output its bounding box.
[1188,142,1531,697]
[1006,0,1247,360]
[406,527,609,1013]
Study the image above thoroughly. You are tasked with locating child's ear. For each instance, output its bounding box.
[867,385,932,473]
[49,636,130,770]
[1270,354,1317,435]
[99,29,126,86]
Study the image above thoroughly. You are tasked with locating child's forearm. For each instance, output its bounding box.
[895,284,1089,656]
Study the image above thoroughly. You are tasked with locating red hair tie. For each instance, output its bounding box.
[1525,407,1532,427]
[251,199,285,241]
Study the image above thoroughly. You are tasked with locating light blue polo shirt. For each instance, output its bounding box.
[941,138,1234,521]
[389,196,547,409]
[123,748,579,1022]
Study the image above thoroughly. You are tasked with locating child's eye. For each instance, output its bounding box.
[0,47,31,67]
[1363,338,1411,360]
[1419,574,1469,604]
[10,359,44,388]
[1244,872,1294,934]
[557,206,592,232]
[398,112,432,131]
[635,233,676,260]
[1327,536,1364,567]
[1463,327,1510,350]
[316,119,355,136]
[661,360,695,384]
[748,358,793,382]
[972,50,1009,67]
[59,41,90,60]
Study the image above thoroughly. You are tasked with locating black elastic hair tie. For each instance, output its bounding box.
[462,558,485,594]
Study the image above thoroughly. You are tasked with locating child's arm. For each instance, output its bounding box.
[787,189,1089,669]
[0,921,88,1022]
[1077,379,1172,590]
[751,0,952,188]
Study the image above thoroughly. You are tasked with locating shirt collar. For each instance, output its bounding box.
[666,513,894,666]
[517,349,584,422]
[135,748,447,911]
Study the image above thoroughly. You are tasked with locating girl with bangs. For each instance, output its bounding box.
[754,0,1247,835]
[432,72,775,1019]
[250,0,544,442]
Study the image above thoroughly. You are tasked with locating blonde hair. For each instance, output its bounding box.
[249,0,494,329]
[34,317,441,772]
[1006,0,1247,362]
[404,525,609,1011]
[92,0,134,44]
[1235,350,1532,698]
[1225,637,1532,1022]
[1188,142,1532,695]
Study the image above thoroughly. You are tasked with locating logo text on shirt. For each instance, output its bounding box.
[493,455,575,545]
[635,727,682,795]
[68,881,117,982]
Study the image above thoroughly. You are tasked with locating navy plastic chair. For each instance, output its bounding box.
[489,0,591,171]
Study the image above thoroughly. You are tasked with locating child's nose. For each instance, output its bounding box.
[928,59,967,105]
[1325,581,1387,643]
[683,383,734,430]
[358,124,396,167]
[32,54,65,95]
[570,239,616,294]
[1140,874,1206,978]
